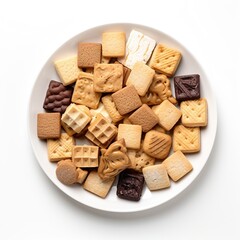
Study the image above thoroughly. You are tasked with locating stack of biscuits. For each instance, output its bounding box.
[37,29,208,201]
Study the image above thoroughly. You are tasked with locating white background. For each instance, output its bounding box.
[0,0,239,239]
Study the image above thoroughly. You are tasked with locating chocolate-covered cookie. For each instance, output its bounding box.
[174,74,200,102]
[43,80,73,113]
[116,169,144,201]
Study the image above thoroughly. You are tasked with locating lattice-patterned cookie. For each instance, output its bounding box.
[72,145,99,168]
[61,103,91,134]
[180,98,208,127]
[149,44,181,77]
[71,72,101,109]
[162,151,193,182]
[47,133,75,161]
[173,124,200,153]
[88,113,117,144]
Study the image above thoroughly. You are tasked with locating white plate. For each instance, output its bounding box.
[28,23,217,213]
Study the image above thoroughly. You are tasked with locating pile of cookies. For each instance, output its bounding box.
[37,29,208,201]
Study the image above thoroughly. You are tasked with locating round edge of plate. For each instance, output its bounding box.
[28,23,217,213]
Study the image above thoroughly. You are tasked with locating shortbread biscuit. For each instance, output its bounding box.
[98,139,130,180]
[72,145,99,168]
[61,120,75,136]
[126,61,155,96]
[89,102,112,123]
[149,44,181,77]
[56,160,78,185]
[112,85,142,115]
[143,130,172,159]
[152,100,182,131]
[162,151,193,181]
[127,147,155,172]
[93,64,123,92]
[54,56,82,86]
[78,43,101,68]
[76,168,88,184]
[141,74,177,105]
[129,104,158,132]
[43,80,73,113]
[71,72,101,109]
[47,133,75,161]
[83,170,115,198]
[102,32,126,57]
[143,164,170,190]
[118,30,156,69]
[101,95,124,123]
[37,113,61,139]
[117,124,142,149]
[180,98,208,127]
[173,125,200,153]
[88,113,117,144]
[61,103,91,134]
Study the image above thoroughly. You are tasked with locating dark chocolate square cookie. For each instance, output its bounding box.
[116,169,144,201]
[43,80,73,114]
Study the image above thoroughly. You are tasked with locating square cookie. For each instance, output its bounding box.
[117,169,144,201]
[180,98,208,127]
[43,80,73,114]
[118,30,156,69]
[162,151,193,182]
[54,56,82,86]
[112,85,142,115]
[129,104,158,132]
[126,61,155,96]
[102,32,126,57]
[78,43,101,68]
[72,72,101,109]
[149,44,181,77]
[47,133,75,161]
[61,103,91,134]
[83,170,115,198]
[174,74,200,102]
[72,145,99,168]
[37,113,61,139]
[143,164,170,190]
[117,124,142,149]
[152,100,182,131]
[93,64,123,92]
[173,124,200,153]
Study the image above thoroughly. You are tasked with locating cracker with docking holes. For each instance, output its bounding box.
[118,29,156,69]
[129,104,159,132]
[101,95,124,123]
[54,56,82,86]
[72,145,99,168]
[117,124,142,149]
[98,139,130,180]
[72,72,101,109]
[143,130,172,159]
[173,124,200,153]
[126,61,155,96]
[37,113,61,139]
[47,133,75,162]
[149,44,181,77]
[93,63,123,92]
[83,170,115,198]
[180,98,208,127]
[112,85,142,115]
[78,43,101,68]
[162,150,193,182]
[152,100,182,131]
[61,103,91,134]
[102,32,126,57]
[88,113,117,144]
[143,164,170,190]
[56,160,78,185]
[141,74,176,105]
